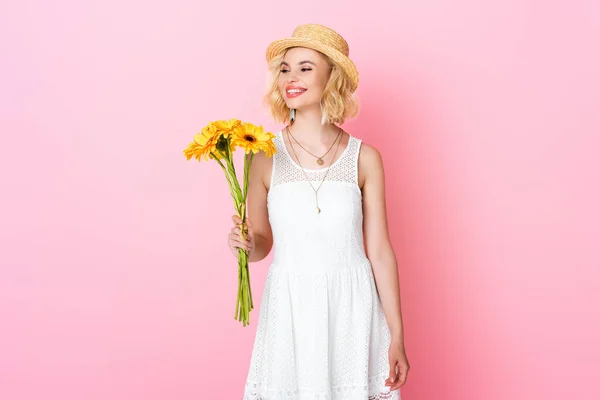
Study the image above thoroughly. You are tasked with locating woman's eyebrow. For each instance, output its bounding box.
[280,60,317,66]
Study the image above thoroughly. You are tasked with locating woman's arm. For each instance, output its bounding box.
[245,151,274,262]
[359,143,405,342]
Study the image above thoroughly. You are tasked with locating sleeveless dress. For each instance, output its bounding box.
[242,130,401,400]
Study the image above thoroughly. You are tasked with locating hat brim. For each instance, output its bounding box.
[266,38,359,92]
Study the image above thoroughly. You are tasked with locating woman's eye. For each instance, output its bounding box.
[280,68,311,74]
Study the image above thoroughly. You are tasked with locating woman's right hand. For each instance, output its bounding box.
[228,215,255,259]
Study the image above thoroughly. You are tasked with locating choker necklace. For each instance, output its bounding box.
[287,126,342,166]
[285,126,343,214]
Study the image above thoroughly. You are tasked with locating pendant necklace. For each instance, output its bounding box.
[286,126,343,214]
[287,126,341,166]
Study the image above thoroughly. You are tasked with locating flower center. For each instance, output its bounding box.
[244,135,256,143]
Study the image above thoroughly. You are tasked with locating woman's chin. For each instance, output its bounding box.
[285,101,318,111]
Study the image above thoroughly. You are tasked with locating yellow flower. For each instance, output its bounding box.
[212,118,242,138]
[183,139,204,161]
[183,121,231,162]
[231,123,276,156]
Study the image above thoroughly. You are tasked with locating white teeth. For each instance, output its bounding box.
[287,89,305,94]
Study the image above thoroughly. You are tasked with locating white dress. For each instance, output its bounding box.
[243,130,401,400]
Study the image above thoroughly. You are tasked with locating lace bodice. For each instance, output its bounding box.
[270,130,362,187]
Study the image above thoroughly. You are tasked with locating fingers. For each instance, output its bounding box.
[229,216,252,249]
[387,362,397,385]
[387,363,409,391]
[228,231,251,251]
[229,215,254,258]
[232,215,253,231]
[397,365,408,386]
[231,215,254,238]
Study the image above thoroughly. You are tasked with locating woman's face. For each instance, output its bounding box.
[278,47,331,111]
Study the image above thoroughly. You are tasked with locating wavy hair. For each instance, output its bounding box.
[263,50,359,125]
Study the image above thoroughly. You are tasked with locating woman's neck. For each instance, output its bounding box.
[287,108,339,143]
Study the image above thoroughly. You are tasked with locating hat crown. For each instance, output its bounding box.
[291,24,350,56]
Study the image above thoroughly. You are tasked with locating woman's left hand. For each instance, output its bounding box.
[385,339,410,391]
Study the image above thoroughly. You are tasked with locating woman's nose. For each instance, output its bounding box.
[286,71,298,83]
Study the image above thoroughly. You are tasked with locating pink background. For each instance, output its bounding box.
[1,1,599,399]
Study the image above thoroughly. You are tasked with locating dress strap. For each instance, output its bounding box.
[352,136,363,186]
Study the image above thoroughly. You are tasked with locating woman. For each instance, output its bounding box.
[228,24,410,399]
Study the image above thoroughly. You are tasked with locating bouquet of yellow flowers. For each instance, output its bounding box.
[183,119,276,326]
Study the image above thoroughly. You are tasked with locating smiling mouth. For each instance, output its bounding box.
[286,88,307,98]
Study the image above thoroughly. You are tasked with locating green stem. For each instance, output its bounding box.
[227,161,244,202]
[211,152,227,170]
[212,148,254,326]
[212,152,239,202]
[225,144,244,201]
[243,152,255,199]
[236,253,242,320]
[248,268,254,310]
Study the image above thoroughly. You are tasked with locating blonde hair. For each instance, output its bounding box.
[264,50,359,125]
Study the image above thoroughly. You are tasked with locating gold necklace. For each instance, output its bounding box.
[286,126,343,214]
[287,126,342,166]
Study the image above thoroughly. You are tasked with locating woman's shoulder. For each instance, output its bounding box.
[247,144,275,191]
[354,137,385,188]
[354,137,383,166]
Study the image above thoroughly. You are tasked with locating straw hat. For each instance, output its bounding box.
[266,24,359,92]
